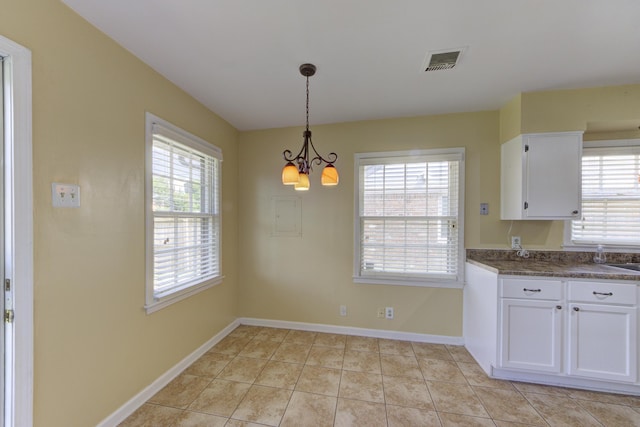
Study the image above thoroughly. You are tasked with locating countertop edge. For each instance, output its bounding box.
[465,259,640,282]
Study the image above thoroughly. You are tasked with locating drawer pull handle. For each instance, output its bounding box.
[573,307,580,312]
[593,291,613,297]
[523,288,541,293]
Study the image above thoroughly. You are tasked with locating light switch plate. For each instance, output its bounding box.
[52,183,80,208]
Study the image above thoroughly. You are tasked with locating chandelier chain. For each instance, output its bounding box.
[305,75,310,132]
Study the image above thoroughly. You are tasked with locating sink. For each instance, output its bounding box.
[607,263,640,272]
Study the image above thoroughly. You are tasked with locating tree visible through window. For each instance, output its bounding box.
[354,149,464,286]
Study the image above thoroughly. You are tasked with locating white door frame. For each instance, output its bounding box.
[0,35,34,427]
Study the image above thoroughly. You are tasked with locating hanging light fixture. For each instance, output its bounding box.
[282,63,339,190]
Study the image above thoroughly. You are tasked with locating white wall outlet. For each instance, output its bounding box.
[52,183,80,208]
[340,305,347,316]
[480,203,489,215]
[385,307,394,319]
[511,236,521,249]
[377,307,385,318]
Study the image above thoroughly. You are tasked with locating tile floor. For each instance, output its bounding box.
[120,325,640,426]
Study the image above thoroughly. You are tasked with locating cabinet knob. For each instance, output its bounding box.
[556,305,562,310]
[572,210,579,215]
[573,307,580,312]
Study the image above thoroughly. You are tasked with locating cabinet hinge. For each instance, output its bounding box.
[524,144,529,152]
[524,201,529,210]
[4,309,14,323]
[4,278,10,292]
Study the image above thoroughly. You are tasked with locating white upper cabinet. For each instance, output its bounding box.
[501,132,583,220]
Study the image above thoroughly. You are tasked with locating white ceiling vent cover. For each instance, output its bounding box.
[423,47,467,72]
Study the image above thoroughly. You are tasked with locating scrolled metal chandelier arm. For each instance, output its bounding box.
[308,134,337,167]
[282,130,338,174]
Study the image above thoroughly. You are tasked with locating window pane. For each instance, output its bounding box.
[357,151,462,282]
[151,130,221,297]
[572,147,640,245]
[153,216,219,293]
[361,218,458,277]
[152,139,216,214]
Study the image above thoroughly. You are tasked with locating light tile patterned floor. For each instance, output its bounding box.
[120,326,640,426]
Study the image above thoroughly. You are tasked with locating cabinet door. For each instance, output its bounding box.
[525,133,582,219]
[568,303,637,383]
[500,299,563,373]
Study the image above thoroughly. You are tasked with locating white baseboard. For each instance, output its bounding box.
[238,317,464,345]
[98,317,463,426]
[96,319,240,427]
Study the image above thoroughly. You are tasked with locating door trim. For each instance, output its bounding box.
[0,34,33,427]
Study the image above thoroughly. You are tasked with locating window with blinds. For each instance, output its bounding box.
[145,113,222,312]
[570,142,640,247]
[354,149,465,286]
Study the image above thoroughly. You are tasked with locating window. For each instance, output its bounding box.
[354,149,465,287]
[567,140,640,249]
[145,113,223,313]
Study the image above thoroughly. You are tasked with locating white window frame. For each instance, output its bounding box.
[564,139,640,252]
[353,148,465,288]
[145,113,223,313]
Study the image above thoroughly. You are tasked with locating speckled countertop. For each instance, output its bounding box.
[466,249,640,281]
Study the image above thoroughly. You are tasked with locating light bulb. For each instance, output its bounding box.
[294,173,310,191]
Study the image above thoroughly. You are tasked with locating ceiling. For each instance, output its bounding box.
[61,0,640,131]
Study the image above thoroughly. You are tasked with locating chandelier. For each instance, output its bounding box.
[281,63,339,191]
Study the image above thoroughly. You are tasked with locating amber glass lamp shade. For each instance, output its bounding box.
[321,164,339,186]
[294,172,310,191]
[282,162,300,185]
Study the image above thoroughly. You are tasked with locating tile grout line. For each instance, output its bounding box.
[124,327,640,426]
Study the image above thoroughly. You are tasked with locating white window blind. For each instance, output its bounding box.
[571,144,640,246]
[145,113,222,312]
[354,149,464,286]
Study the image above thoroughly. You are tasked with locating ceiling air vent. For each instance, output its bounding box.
[423,47,467,72]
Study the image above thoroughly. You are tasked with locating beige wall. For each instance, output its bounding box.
[498,84,640,248]
[1,1,239,426]
[236,83,640,340]
[500,84,640,141]
[237,112,503,337]
[521,84,640,134]
[4,1,640,425]
[499,93,522,143]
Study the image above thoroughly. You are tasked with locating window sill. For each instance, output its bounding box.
[353,276,464,289]
[145,276,224,314]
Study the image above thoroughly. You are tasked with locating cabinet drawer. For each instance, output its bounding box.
[568,281,637,305]
[501,278,562,300]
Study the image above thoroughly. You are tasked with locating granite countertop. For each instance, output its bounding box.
[466,249,640,281]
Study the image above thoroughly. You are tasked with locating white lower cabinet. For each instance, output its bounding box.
[464,263,640,393]
[567,280,637,383]
[498,278,563,373]
[500,299,563,373]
